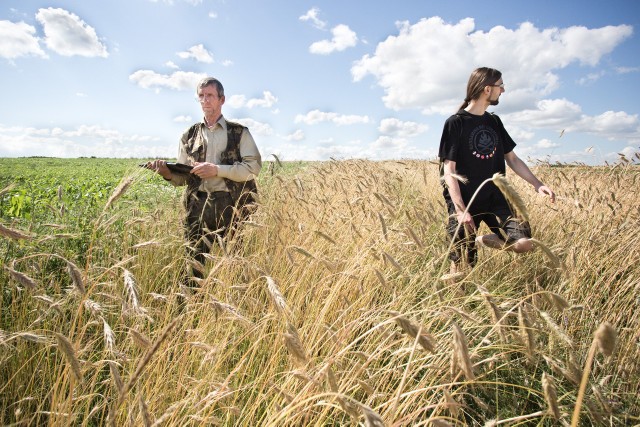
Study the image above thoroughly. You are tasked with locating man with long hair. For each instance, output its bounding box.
[438,67,555,273]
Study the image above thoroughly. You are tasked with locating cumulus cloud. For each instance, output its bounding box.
[309,24,358,54]
[177,44,213,63]
[577,71,606,85]
[535,139,560,149]
[227,94,246,109]
[295,109,370,125]
[129,70,206,91]
[299,7,326,30]
[615,66,640,74]
[230,118,274,136]
[505,99,640,141]
[226,91,278,109]
[165,60,179,69]
[0,20,47,59]
[246,91,278,109]
[173,115,192,123]
[35,8,108,57]
[351,17,632,114]
[285,129,305,141]
[0,124,166,158]
[378,118,427,137]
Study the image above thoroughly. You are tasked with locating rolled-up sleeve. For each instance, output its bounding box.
[217,129,262,182]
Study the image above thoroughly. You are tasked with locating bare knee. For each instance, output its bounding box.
[510,238,534,253]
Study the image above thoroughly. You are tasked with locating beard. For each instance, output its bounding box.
[489,96,500,106]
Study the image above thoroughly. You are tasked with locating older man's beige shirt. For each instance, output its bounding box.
[170,116,261,193]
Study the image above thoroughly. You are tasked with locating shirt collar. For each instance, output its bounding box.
[204,115,226,130]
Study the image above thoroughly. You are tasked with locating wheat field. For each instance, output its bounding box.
[1,159,639,426]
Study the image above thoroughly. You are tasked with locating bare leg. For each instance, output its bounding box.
[476,234,534,253]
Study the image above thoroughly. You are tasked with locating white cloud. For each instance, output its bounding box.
[535,139,560,149]
[0,20,47,59]
[208,11,218,19]
[577,71,605,85]
[378,118,427,137]
[35,8,108,57]
[285,129,305,141]
[371,135,408,150]
[227,94,246,109]
[505,100,640,141]
[295,110,370,125]
[574,110,639,137]
[309,24,357,55]
[246,91,278,109]
[129,70,206,91]
[221,59,233,67]
[230,118,274,136]
[299,7,326,30]
[227,91,278,109]
[351,18,632,114]
[506,99,583,128]
[165,60,179,69]
[173,115,192,123]
[177,44,213,63]
[0,124,166,158]
[615,66,640,74]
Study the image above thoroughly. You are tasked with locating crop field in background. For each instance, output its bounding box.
[1,156,639,426]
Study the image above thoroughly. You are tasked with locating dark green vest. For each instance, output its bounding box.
[183,121,258,207]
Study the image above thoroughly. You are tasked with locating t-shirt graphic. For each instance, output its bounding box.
[468,125,498,160]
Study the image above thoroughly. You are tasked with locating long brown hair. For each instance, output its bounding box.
[457,67,502,111]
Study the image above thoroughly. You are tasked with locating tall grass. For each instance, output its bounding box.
[1,159,639,425]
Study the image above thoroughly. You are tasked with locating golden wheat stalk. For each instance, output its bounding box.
[104,176,134,210]
[518,306,536,360]
[284,322,308,367]
[451,322,474,381]
[127,328,149,350]
[108,361,124,393]
[209,299,253,326]
[103,318,116,354]
[139,395,153,427]
[84,299,103,316]
[360,402,385,427]
[542,373,560,419]
[55,333,82,382]
[66,260,86,295]
[492,172,529,222]
[571,322,617,427]
[116,317,179,410]
[0,223,33,240]
[123,269,146,315]
[540,311,573,347]
[264,276,291,318]
[390,311,436,352]
[529,238,562,269]
[4,266,37,291]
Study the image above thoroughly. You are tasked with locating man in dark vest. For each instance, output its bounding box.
[148,77,261,281]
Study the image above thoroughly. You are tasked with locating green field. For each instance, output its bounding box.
[1,157,639,425]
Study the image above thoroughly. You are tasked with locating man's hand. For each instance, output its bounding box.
[456,210,477,233]
[536,185,556,203]
[192,162,219,178]
[146,159,172,180]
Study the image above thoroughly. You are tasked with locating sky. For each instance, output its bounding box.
[1,0,639,164]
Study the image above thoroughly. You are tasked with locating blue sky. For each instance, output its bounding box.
[1,0,639,164]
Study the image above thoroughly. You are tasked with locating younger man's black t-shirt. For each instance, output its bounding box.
[438,110,516,204]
